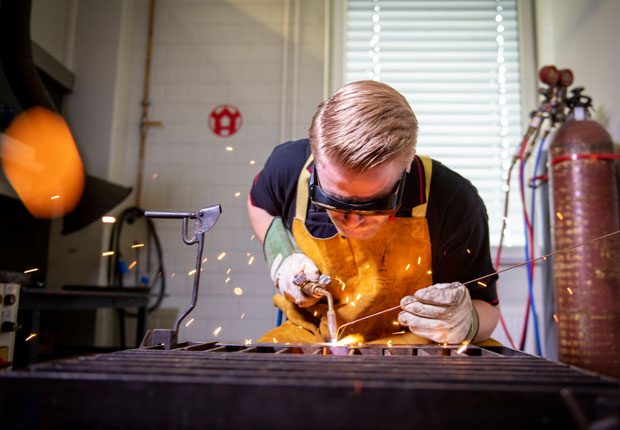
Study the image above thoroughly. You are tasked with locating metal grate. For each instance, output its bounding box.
[1,343,618,429]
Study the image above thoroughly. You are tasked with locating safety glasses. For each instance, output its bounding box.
[309,167,406,215]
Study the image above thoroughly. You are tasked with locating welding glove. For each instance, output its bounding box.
[398,282,479,344]
[264,217,321,307]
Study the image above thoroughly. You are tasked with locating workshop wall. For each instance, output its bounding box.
[114,0,326,344]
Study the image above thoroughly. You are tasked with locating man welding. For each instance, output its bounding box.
[248,80,499,345]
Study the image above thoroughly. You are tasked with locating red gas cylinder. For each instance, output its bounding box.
[549,115,620,378]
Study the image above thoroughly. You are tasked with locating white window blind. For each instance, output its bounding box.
[345,0,525,247]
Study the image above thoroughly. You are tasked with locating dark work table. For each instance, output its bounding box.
[19,287,150,364]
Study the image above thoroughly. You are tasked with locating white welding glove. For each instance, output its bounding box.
[398,282,478,344]
[274,253,321,308]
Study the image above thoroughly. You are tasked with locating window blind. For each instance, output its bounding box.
[345,0,524,247]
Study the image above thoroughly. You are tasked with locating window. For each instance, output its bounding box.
[335,0,531,247]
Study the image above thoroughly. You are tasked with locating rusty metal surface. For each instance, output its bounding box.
[550,119,620,378]
[1,342,619,429]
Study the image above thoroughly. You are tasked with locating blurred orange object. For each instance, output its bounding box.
[1,107,84,218]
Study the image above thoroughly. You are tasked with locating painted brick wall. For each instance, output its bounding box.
[119,0,325,343]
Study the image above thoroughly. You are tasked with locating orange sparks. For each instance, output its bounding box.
[466,249,471,254]
[553,314,559,323]
[240,313,245,319]
[225,277,230,284]
[25,333,37,342]
[273,337,278,343]
[226,268,231,274]
[313,311,318,317]
[345,297,350,303]
[234,192,241,197]
[244,339,252,345]
[331,334,364,346]
[405,264,410,271]
[202,258,208,263]
[226,146,233,151]
[233,287,243,296]
[23,268,38,274]
[567,287,573,295]
[102,216,116,223]
[188,269,197,276]
[217,252,226,260]
[151,173,158,180]
[393,321,399,325]
[426,270,432,275]
[387,340,392,348]
[185,318,195,327]
[477,281,487,287]
[50,195,61,200]
[171,273,176,278]
[365,264,370,269]
[341,285,346,291]
[456,341,469,355]
[128,261,137,270]
[556,212,564,221]
[132,243,145,248]
[350,302,356,307]
[250,234,255,240]
[417,256,421,265]
[248,256,255,265]
[249,160,256,165]
[102,251,115,256]
[392,330,406,335]
[356,293,361,301]
[213,327,222,337]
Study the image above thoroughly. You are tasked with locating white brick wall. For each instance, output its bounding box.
[118,0,325,343]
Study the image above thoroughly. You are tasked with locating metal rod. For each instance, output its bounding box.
[173,234,204,334]
[144,210,197,219]
[335,229,620,341]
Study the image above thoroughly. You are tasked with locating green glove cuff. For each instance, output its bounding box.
[263,217,300,281]
[466,306,480,342]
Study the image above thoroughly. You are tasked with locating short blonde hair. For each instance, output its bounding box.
[309,80,418,173]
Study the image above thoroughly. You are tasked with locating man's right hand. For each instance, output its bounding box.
[275,253,321,307]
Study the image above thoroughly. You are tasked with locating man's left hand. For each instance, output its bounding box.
[398,282,478,344]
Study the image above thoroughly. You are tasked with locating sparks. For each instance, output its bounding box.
[226,146,233,151]
[152,173,158,180]
[240,313,245,319]
[365,264,370,269]
[128,261,137,270]
[350,302,356,307]
[244,339,252,345]
[248,256,254,265]
[249,160,256,165]
[405,264,410,271]
[553,314,559,323]
[102,251,115,256]
[392,321,399,325]
[171,273,176,278]
[202,257,208,263]
[185,318,195,327]
[331,334,364,346]
[456,341,470,355]
[131,243,145,248]
[226,268,231,274]
[23,268,39,274]
[477,281,487,287]
[225,277,230,284]
[567,287,573,295]
[233,287,243,296]
[50,195,60,200]
[556,212,564,221]
[188,269,197,276]
[250,234,255,240]
[101,216,116,223]
[342,285,346,291]
[273,337,278,343]
[467,249,471,254]
[426,270,432,275]
[213,326,222,337]
[392,330,406,335]
[234,192,241,197]
[313,311,318,317]
[417,256,421,265]
[356,293,361,301]
[387,340,392,348]
[25,333,37,342]
[217,252,226,260]
[345,297,350,303]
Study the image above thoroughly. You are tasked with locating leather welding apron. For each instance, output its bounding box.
[259,155,436,344]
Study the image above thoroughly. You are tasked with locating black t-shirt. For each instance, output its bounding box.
[250,139,498,305]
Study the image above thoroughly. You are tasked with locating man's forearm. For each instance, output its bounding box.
[247,195,275,243]
[472,299,500,343]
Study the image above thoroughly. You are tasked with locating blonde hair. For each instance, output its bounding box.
[309,80,418,173]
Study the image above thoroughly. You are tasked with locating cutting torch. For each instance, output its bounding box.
[293,273,336,342]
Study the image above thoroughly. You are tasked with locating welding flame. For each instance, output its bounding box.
[331,334,364,346]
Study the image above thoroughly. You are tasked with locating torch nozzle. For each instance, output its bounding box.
[297,274,337,342]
